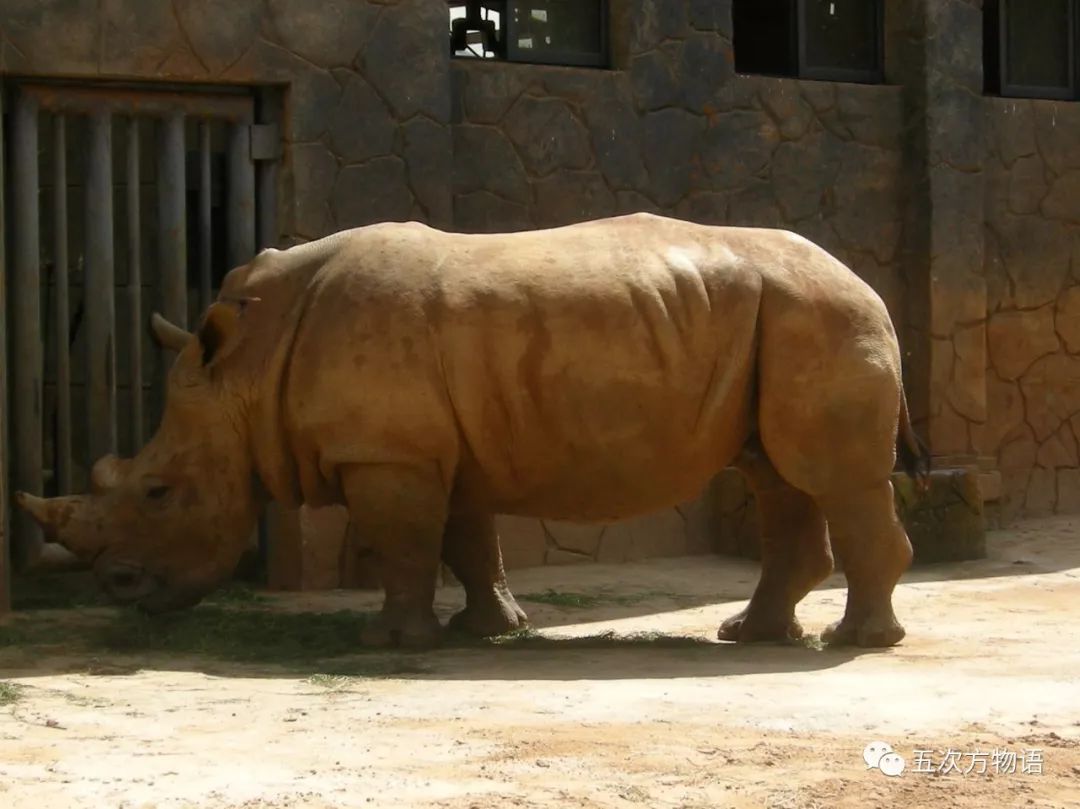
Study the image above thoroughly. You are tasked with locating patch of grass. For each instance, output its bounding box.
[204,584,269,606]
[11,572,108,611]
[519,589,684,609]
[519,590,603,608]
[96,606,369,663]
[306,673,355,692]
[487,628,716,650]
[0,681,23,707]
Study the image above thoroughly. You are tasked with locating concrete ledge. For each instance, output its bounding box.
[894,467,986,563]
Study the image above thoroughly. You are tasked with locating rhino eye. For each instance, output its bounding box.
[146,485,171,500]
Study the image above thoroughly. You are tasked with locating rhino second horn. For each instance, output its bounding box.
[150,312,193,352]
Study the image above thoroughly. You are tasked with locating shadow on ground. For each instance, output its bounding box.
[2,517,1076,684]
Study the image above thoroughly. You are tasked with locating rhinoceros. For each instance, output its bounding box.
[17,213,927,648]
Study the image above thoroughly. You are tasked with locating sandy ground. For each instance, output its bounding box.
[2,517,1080,808]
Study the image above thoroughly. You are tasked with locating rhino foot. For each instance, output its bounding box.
[717,605,803,644]
[821,611,906,648]
[449,584,529,638]
[361,609,443,649]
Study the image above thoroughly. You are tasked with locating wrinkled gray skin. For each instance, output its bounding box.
[17,213,926,648]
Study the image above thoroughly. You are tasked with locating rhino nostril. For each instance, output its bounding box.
[99,562,150,600]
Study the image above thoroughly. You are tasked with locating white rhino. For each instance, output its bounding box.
[18,213,927,648]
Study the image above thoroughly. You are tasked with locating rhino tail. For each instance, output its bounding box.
[897,388,930,493]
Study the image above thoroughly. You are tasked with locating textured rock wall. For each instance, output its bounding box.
[985,99,1080,520]
[0,0,454,238]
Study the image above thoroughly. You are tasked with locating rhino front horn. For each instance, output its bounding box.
[150,312,193,352]
[15,491,53,528]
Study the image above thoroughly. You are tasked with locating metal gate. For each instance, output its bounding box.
[1,80,281,587]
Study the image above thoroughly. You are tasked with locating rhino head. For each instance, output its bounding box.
[16,304,262,613]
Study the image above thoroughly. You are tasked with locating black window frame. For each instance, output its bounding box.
[986,0,1079,100]
[733,0,885,85]
[449,0,610,69]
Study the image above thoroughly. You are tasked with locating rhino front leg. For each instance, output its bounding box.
[341,464,446,649]
[718,441,834,643]
[442,512,528,637]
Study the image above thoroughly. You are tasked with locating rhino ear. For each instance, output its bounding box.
[90,454,124,493]
[150,313,193,352]
[197,297,260,367]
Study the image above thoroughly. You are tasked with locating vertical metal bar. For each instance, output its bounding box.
[227,121,255,268]
[157,112,187,327]
[84,110,117,463]
[199,121,212,313]
[11,91,43,569]
[155,113,187,422]
[0,84,11,610]
[127,118,143,449]
[52,115,72,494]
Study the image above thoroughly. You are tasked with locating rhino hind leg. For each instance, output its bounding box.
[815,482,912,648]
[341,464,445,649]
[442,512,528,637]
[718,441,833,644]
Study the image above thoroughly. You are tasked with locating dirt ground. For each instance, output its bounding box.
[2,517,1080,809]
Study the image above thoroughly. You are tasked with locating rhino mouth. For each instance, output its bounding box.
[95,559,161,605]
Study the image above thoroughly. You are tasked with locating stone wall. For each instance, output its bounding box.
[0,0,453,241]
[984,99,1080,521]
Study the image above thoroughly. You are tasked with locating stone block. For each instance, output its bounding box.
[332,157,414,227]
[456,63,532,124]
[991,99,1036,166]
[543,520,604,557]
[173,0,263,76]
[984,375,1025,457]
[454,191,532,233]
[680,33,733,114]
[360,0,449,121]
[587,85,649,191]
[1042,172,1080,223]
[641,107,706,206]
[1034,102,1080,174]
[987,306,1059,381]
[1026,467,1057,516]
[503,96,592,176]
[1056,468,1080,514]
[267,0,380,68]
[1056,286,1080,353]
[1008,155,1049,215]
[402,117,452,227]
[328,74,395,163]
[453,125,531,204]
[771,132,840,222]
[496,516,548,570]
[700,110,778,189]
[289,143,339,238]
[893,468,986,563]
[533,171,616,228]
[1020,353,1080,441]
[630,48,681,112]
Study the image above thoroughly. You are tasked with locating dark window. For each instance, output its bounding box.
[985,0,1077,99]
[449,0,608,67]
[734,0,883,84]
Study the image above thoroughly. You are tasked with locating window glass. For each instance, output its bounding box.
[802,0,878,73]
[1006,0,1071,89]
[733,0,796,77]
[510,1,603,57]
